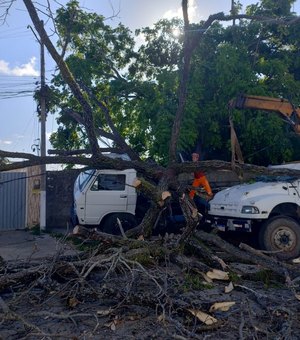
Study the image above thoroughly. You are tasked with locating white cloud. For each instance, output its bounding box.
[163,7,182,20]
[0,57,39,77]
[0,140,12,145]
[163,0,199,23]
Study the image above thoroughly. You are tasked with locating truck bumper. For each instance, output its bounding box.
[206,216,252,232]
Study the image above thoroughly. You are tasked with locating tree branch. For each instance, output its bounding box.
[23,0,100,156]
[0,149,163,178]
[65,109,117,141]
[47,147,127,156]
[80,83,140,161]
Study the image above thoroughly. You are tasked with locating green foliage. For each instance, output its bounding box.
[133,18,183,78]
[247,0,295,16]
[228,271,241,284]
[70,237,101,251]
[182,273,214,291]
[29,225,41,235]
[182,1,300,164]
[49,0,300,166]
[239,112,294,165]
[48,0,138,151]
[50,126,84,150]
[253,269,285,288]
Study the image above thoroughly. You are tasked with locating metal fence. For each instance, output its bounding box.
[0,172,26,230]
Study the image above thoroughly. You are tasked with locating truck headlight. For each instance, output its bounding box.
[241,206,259,214]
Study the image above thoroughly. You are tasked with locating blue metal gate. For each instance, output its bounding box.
[0,172,26,230]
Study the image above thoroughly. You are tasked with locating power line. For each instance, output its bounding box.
[0,83,37,88]
[0,93,36,100]
[0,77,49,100]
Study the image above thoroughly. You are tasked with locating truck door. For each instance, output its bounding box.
[84,172,128,225]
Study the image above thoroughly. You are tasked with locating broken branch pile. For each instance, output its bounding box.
[1,227,300,339]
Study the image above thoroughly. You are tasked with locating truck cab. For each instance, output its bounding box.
[73,168,138,233]
[72,166,188,235]
[207,166,300,259]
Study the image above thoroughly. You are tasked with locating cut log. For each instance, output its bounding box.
[194,230,300,279]
[73,225,122,242]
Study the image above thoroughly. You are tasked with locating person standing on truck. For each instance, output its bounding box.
[189,152,213,213]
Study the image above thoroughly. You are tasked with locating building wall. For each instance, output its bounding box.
[3,167,79,229]
[46,169,80,228]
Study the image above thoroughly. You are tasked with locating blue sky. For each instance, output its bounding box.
[0,0,299,155]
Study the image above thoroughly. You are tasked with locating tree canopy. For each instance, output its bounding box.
[43,0,300,166]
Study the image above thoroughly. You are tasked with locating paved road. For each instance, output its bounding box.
[0,228,78,262]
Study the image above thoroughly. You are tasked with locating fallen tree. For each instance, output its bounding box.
[1,2,300,337]
[1,0,300,237]
[1,228,300,338]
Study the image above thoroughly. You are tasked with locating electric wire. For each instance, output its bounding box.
[0,76,50,100]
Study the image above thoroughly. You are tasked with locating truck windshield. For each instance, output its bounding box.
[78,170,96,192]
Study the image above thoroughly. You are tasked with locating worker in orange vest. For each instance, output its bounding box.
[189,153,213,212]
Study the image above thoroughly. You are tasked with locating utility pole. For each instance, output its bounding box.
[28,21,47,231]
[231,0,236,26]
[40,20,47,231]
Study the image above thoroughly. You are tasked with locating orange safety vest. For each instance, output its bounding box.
[189,171,212,199]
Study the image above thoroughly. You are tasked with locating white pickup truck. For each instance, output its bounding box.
[207,164,300,259]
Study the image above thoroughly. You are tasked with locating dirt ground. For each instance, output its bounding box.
[1,231,300,340]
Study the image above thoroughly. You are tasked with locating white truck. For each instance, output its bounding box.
[72,168,140,234]
[71,160,300,259]
[72,167,185,234]
[207,164,300,259]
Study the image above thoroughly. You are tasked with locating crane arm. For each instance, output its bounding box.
[229,94,300,134]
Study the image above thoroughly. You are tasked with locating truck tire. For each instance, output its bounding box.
[259,216,300,260]
[102,213,137,235]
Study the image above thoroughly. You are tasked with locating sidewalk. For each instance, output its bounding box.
[0,228,78,262]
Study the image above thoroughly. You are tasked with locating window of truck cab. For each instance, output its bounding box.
[90,174,126,191]
[78,170,95,192]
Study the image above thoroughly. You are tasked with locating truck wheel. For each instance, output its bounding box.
[102,213,137,235]
[259,217,300,260]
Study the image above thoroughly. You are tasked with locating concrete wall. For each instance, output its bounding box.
[46,170,80,228]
